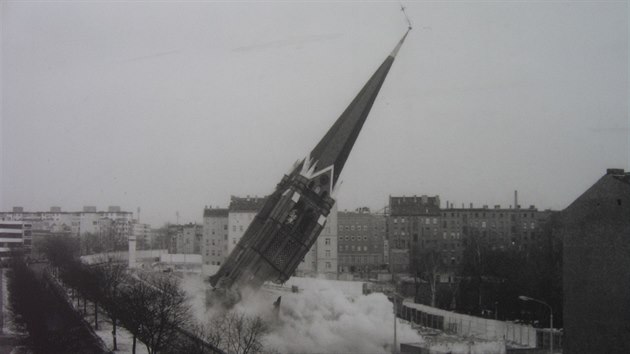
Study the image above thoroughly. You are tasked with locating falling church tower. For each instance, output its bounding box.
[210,28,411,295]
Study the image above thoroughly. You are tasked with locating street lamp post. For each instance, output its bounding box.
[393,297,397,354]
[518,295,553,354]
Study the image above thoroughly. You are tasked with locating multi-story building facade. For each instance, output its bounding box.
[0,220,27,259]
[440,204,542,260]
[0,206,132,236]
[202,207,228,266]
[167,224,181,254]
[1,206,133,255]
[132,222,152,250]
[0,207,80,236]
[388,195,441,274]
[387,194,548,280]
[297,204,338,279]
[337,207,386,275]
[168,223,202,254]
[227,196,266,255]
[150,227,169,250]
[183,223,202,254]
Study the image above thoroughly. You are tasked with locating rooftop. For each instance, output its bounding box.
[229,196,268,212]
[390,195,441,216]
[203,208,229,217]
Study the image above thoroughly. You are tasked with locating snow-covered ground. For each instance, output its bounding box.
[91,316,148,354]
[57,277,147,354]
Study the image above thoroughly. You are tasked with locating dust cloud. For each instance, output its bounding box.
[181,274,423,353]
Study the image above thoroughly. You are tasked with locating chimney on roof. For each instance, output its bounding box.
[83,206,97,212]
[470,203,473,209]
[483,205,488,209]
[494,205,500,209]
[514,190,518,211]
[108,206,121,212]
[50,206,62,212]
[12,207,23,213]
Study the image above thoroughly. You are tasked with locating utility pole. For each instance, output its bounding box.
[519,295,553,354]
[393,296,397,354]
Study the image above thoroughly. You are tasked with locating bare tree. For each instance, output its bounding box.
[91,256,128,350]
[204,311,269,354]
[41,235,78,272]
[411,247,441,307]
[144,274,191,354]
[117,277,155,354]
[119,273,191,354]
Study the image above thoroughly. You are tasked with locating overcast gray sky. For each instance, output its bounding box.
[2,1,628,226]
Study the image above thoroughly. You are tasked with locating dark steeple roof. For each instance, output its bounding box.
[309,30,410,186]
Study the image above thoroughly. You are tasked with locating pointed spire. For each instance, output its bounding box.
[308,29,410,186]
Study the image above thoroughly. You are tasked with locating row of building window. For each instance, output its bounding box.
[339,255,380,265]
[339,245,369,252]
[442,212,537,218]
[339,225,370,231]
[207,249,223,257]
[392,217,438,224]
[339,235,376,242]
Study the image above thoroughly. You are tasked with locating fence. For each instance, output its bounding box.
[400,301,537,347]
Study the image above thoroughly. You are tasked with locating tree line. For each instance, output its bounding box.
[37,236,271,354]
[6,256,107,353]
[410,214,563,328]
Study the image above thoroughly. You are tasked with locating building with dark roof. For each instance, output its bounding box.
[562,168,630,353]
[390,195,441,216]
[387,194,549,278]
[228,196,267,212]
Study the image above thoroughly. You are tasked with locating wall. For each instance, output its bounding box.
[562,171,630,354]
[401,301,536,348]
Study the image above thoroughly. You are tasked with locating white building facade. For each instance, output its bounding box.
[297,204,338,279]
[226,196,266,255]
[202,208,229,266]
